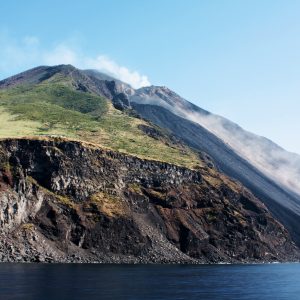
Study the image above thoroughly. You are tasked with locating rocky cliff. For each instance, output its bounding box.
[0,138,298,263]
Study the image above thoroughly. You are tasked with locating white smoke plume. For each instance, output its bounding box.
[0,34,151,89]
[130,88,300,196]
[182,110,300,196]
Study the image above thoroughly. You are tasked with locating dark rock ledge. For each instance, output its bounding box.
[0,137,299,263]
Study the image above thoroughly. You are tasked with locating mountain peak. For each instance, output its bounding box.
[0,64,136,99]
[0,64,79,89]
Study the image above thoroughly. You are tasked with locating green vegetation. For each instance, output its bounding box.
[22,223,35,231]
[0,80,202,168]
[127,183,143,195]
[90,191,125,218]
[0,83,107,131]
[55,194,76,208]
[0,83,107,115]
[81,105,201,168]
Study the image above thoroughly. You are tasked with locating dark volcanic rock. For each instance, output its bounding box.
[0,138,298,263]
[131,103,300,248]
[112,92,130,111]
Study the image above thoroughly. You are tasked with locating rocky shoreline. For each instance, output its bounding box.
[0,138,299,264]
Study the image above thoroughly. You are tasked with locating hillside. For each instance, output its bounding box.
[0,65,201,169]
[0,65,299,263]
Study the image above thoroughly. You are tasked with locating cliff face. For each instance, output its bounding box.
[131,103,300,248]
[0,138,298,263]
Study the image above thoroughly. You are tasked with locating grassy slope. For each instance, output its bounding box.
[0,79,202,168]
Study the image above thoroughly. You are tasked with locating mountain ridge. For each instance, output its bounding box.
[1,64,300,259]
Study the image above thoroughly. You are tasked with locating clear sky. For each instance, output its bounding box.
[1,0,299,153]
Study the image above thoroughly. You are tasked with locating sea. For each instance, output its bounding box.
[0,263,299,299]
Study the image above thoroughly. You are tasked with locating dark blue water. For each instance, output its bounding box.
[0,264,299,300]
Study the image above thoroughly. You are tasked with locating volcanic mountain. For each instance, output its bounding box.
[0,64,299,263]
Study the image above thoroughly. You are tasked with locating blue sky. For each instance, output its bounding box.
[1,0,300,153]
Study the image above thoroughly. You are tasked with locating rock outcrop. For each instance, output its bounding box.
[0,138,298,263]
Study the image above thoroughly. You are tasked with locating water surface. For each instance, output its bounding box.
[0,263,299,299]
